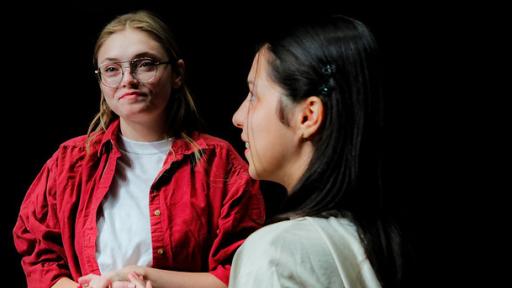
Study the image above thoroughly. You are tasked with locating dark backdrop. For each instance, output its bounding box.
[1,1,467,287]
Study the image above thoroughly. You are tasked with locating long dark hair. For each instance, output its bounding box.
[264,15,402,286]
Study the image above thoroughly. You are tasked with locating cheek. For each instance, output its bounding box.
[156,71,173,89]
[101,86,116,99]
[101,88,117,110]
[249,121,278,171]
[153,79,173,101]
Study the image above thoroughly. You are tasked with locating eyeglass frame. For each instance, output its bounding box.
[94,57,172,87]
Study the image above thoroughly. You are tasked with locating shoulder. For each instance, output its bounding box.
[250,216,357,240]
[231,217,381,287]
[231,218,346,287]
[57,135,88,156]
[304,216,359,239]
[195,133,230,146]
[195,133,247,171]
[242,218,336,253]
[305,217,366,253]
[196,133,238,153]
[59,135,89,149]
[300,217,371,263]
[236,217,378,278]
[234,218,335,267]
[46,135,90,168]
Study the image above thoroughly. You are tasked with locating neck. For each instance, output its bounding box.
[119,118,168,142]
[282,141,314,194]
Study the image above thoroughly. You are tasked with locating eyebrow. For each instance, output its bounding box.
[99,52,164,65]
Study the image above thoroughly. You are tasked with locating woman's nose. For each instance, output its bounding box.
[120,66,139,86]
[232,97,248,129]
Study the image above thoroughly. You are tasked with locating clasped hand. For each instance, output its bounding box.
[78,266,151,288]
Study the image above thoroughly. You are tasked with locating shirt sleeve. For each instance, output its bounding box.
[207,149,266,285]
[13,156,71,288]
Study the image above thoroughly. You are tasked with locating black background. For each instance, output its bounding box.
[1,1,476,287]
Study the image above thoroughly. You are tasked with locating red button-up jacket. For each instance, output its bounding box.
[13,120,265,287]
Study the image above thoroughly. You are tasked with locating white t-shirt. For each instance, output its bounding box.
[96,136,171,273]
[229,216,381,288]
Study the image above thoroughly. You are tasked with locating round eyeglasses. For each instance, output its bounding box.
[95,57,171,88]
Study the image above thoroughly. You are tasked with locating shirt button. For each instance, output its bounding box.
[157,248,164,255]
[154,209,161,216]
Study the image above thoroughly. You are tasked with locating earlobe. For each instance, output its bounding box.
[299,96,324,139]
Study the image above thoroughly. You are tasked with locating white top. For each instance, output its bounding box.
[96,136,172,273]
[229,216,381,288]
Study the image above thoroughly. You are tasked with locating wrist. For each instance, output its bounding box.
[112,265,146,281]
[137,266,147,277]
[106,270,120,282]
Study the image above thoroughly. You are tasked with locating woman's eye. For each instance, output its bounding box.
[138,59,157,67]
[103,65,120,74]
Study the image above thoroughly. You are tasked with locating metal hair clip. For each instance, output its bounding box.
[321,64,337,76]
[319,64,336,96]
[319,84,332,97]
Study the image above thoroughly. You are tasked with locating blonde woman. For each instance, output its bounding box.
[13,10,264,288]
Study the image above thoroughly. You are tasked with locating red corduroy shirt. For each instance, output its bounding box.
[13,120,265,287]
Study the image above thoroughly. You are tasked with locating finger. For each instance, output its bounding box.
[112,280,135,288]
[127,272,146,288]
[78,274,95,284]
[79,273,100,287]
[89,275,113,288]
[130,272,144,280]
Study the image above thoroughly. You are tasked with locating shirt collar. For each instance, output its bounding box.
[96,118,121,156]
[97,119,206,158]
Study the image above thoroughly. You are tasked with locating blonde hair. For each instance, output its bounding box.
[87,11,202,159]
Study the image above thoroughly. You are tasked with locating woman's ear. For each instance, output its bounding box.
[172,59,185,88]
[297,96,324,139]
